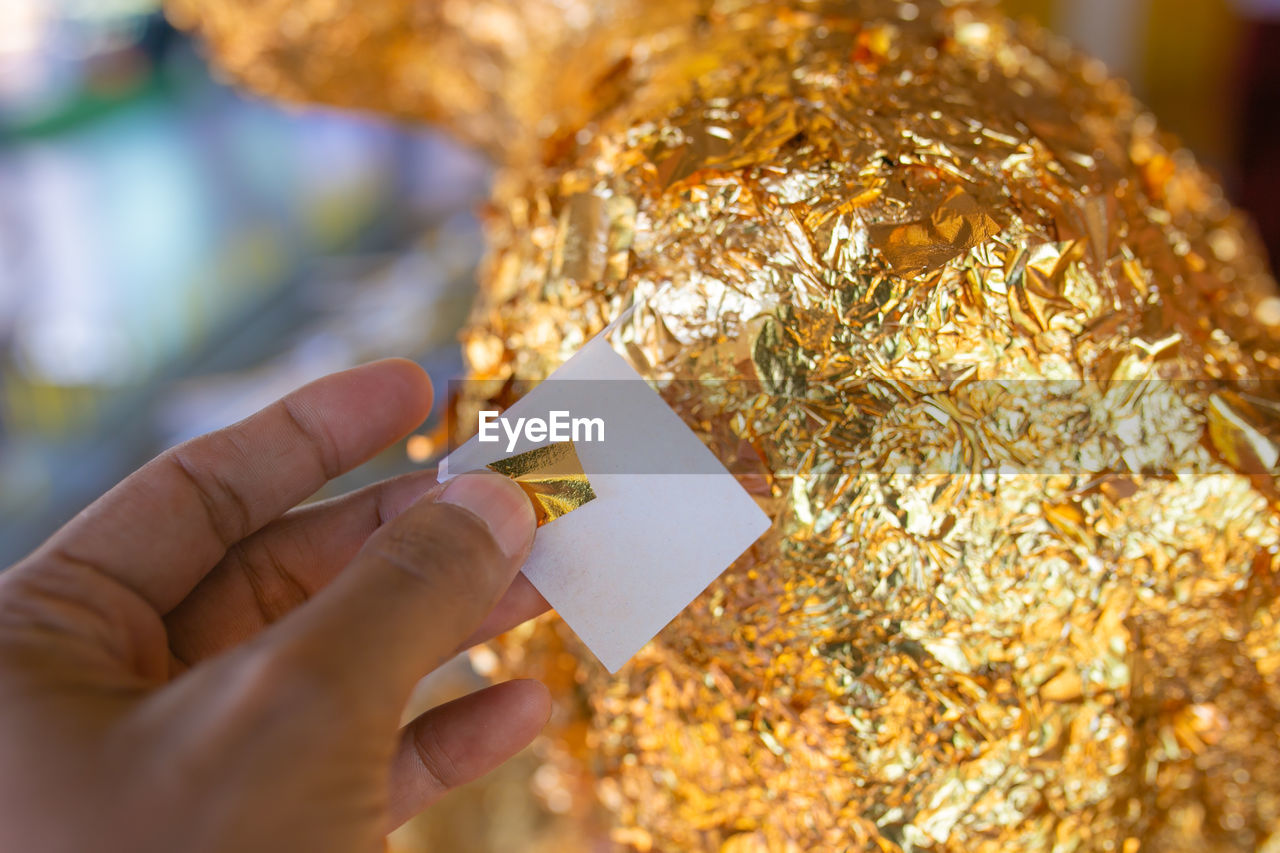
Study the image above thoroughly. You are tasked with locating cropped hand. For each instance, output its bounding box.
[0,360,549,853]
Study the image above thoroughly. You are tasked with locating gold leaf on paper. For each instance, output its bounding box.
[487,441,597,526]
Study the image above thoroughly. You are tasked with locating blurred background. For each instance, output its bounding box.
[0,0,1278,850]
[0,0,493,567]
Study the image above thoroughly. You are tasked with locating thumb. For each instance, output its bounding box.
[264,470,537,718]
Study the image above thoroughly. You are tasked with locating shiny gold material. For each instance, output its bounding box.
[487,441,597,526]
[178,0,1280,850]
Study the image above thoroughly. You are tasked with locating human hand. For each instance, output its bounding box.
[0,360,551,853]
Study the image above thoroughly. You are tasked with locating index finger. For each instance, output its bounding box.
[32,359,433,612]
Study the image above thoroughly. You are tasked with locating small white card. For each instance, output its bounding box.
[440,334,771,672]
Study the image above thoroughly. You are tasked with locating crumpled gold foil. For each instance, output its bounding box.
[871,186,1004,275]
[178,0,1280,850]
[487,441,597,526]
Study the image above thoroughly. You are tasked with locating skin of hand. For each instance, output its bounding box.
[0,359,554,853]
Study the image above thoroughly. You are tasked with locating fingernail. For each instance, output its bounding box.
[438,471,536,558]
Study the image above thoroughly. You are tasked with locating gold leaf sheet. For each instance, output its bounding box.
[488,441,597,526]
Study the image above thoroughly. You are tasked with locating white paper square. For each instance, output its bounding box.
[440,335,771,672]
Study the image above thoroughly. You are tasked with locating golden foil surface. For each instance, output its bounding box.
[487,441,597,526]
[176,0,1280,850]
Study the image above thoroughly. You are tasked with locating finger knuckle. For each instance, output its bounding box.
[411,717,464,794]
[0,558,138,663]
[166,439,254,549]
[226,538,310,626]
[278,396,343,481]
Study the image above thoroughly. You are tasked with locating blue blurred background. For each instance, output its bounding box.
[0,0,492,564]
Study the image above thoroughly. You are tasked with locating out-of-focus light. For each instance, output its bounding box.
[0,0,52,110]
[406,434,436,463]
[0,0,48,57]
[15,314,134,386]
[0,0,161,114]
[0,0,160,56]
[467,645,499,677]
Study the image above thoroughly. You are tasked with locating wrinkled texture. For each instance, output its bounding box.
[487,441,597,526]
[177,0,1280,850]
